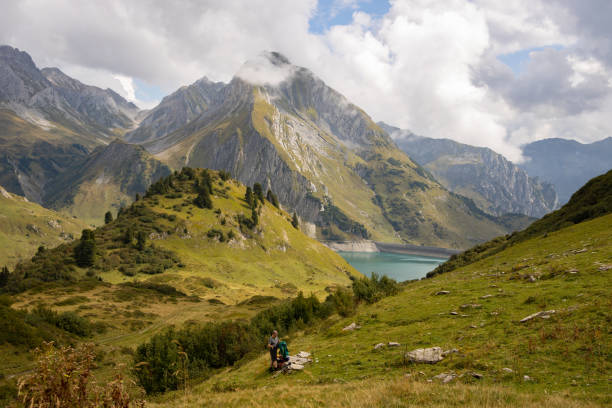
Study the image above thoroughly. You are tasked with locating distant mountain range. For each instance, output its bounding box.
[519,137,612,204]
[381,123,558,218]
[1,44,608,248]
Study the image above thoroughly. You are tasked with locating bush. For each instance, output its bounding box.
[352,273,401,304]
[19,342,144,407]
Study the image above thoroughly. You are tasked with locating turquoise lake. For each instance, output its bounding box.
[338,251,447,282]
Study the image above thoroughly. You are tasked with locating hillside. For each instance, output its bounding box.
[381,122,558,218]
[149,210,612,407]
[429,169,612,277]
[43,139,172,225]
[520,137,612,204]
[127,52,523,249]
[0,185,87,268]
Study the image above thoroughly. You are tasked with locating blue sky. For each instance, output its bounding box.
[310,0,390,34]
[497,44,565,75]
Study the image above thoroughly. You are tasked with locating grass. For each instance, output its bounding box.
[0,187,88,267]
[149,213,612,407]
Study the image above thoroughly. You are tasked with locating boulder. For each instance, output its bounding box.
[480,294,493,299]
[405,347,444,364]
[374,343,385,350]
[342,322,361,331]
[502,367,513,373]
[523,375,532,382]
[433,372,456,383]
[471,372,483,379]
[388,342,400,347]
[435,290,450,295]
[450,311,458,315]
[519,310,556,323]
[598,264,612,271]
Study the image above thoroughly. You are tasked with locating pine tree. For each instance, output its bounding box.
[291,212,299,229]
[253,183,264,203]
[251,208,259,227]
[201,170,213,194]
[245,186,254,208]
[0,266,9,287]
[123,227,134,244]
[266,189,279,208]
[104,211,113,224]
[136,231,147,251]
[194,188,213,209]
[74,229,96,267]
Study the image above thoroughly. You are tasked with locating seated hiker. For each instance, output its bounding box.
[268,330,279,370]
[276,339,290,368]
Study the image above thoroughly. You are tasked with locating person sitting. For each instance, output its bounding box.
[268,330,279,371]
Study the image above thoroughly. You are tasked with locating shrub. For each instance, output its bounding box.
[352,273,401,304]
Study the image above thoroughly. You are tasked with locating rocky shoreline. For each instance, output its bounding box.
[324,240,460,258]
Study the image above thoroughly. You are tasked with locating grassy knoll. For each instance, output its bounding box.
[150,213,611,407]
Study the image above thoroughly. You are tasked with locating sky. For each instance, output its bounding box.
[1,0,612,162]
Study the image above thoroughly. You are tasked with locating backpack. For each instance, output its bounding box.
[277,341,289,359]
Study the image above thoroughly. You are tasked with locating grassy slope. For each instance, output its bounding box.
[151,213,612,407]
[1,170,358,379]
[0,187,88,267]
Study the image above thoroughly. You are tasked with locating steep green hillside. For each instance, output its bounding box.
[151,212,612,407]
[8,167,357,300]
[429,169,612,277]
[0,185,87,267]
[44,139,171,225]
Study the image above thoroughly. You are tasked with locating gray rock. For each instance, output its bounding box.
[450,311,458,315]
[388,342,400,347]
[433,372,456,383]
[471,372,483,379]
[480,294,493,299]
[460,304,482,309]
[435,290,450,295]
[342,322,361,331]
[502,368,513,373]
[519,310,556,323]
[523,375,533,381]
[406,347,444,364]
[374,343,385,350]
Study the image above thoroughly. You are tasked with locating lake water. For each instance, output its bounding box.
[338,251,447,282]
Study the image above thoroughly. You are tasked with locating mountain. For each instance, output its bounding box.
[520,137,612,204]
[381,123,558,218]
[0,45,139,143]
[43,139,171,225]
[125,76,225,144]
[429,168,612,277]
[0,185,87,268]
[126,52,525,249]
[0,45,142,203]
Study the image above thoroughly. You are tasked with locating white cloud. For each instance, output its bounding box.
[0,0,610,161]
[235,53,296,86]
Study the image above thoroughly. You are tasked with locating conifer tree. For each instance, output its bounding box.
[266,189,279,208]
[245,186,254,208]
[104,211,113,224]
[0,266,9,287]
[136,231,147,251]
[251,207,259,227]
[194,187,213,209]
[291,212,299,229]
[123,227,134,244]
[74,229,96,267]
[253,183,264,203]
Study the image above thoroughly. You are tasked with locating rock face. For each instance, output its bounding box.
[520,137,612,204]
[0,45,141,204]
[43,139,171,224]
[382,122,559,218]
[406,347,444,364]
[124,51,527,249]
[0,45,139,142]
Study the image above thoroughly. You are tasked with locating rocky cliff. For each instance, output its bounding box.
[382,123,558,218]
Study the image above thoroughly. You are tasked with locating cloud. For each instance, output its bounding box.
[235,52,296,86]
[0,0,610,161]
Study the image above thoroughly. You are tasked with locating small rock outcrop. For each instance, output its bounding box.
[405,347,444,364]
[519,310,556,323]
[342,322,361,331]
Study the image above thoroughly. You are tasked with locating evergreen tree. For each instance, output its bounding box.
[266,189,279,208]
[253,183,264,203]
[135,193,141,201]
[291,212,299,229]
[36,245,45,255]
[74,229,96,267]
[136,231,147,251]
[0,266,9,287]
[201,170,213,194]
[123,227,134,244]
[245,186,254,208]
[251,208,259,227]
[104,211,113,224]
[194,188,213,209]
